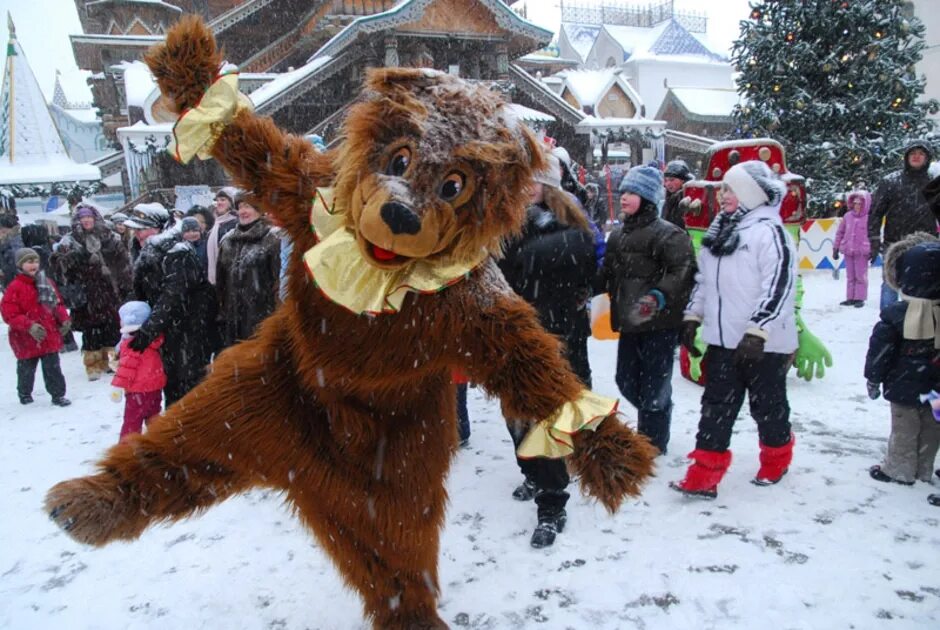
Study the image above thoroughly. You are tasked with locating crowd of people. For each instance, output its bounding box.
[1,138,939,546]
[0,188,284,433]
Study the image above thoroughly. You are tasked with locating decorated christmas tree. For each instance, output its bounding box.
[731,0,938,215]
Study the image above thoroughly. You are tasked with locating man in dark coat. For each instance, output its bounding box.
[869,140,939,310]
[598,165,695,454]
[128,205,217,406]
[662,159,694,230]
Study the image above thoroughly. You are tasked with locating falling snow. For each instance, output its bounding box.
[2,272,939,628]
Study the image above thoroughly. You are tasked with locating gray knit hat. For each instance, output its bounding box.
[619,165,664,204]
[15,247,39,268]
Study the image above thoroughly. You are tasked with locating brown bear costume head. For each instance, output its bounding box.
[336,69,545,270]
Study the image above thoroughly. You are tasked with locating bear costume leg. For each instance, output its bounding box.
[47,314,453,628]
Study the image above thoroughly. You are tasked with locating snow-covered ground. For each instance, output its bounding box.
[2,271,939,629]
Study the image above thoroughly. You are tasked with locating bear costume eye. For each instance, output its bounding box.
[439,172,465,201]
[386,147,412,177]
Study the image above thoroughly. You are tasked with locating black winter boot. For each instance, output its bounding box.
[19,394,34,405]
[928,494,940,507]
[51,397,72,407]
[512,478,537,501]
[530,510,566,549]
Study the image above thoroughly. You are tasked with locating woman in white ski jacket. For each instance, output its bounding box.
[671,160,797,499]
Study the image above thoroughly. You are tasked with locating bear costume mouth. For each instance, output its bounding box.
[359,235,412,268]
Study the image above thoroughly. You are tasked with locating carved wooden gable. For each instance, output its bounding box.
[401,0,505,37]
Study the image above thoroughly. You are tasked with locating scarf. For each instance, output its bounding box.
[701,207,750,256]
[35,271,59,310]
[900,293,940,350]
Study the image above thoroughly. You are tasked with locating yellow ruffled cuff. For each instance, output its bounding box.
[516,390,619,459]
[168,70,254,164]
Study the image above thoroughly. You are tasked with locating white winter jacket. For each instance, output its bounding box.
[685,205,798,354]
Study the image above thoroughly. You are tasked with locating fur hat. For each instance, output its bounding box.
[234,190,256,208]
[110,212,129,224]
[664,159,693,182]
[118,301,152,334]
[723,161,785,210]
[124,202,170,230]
[15,247,39,268]
[884,232,940,294]
[533,153,562,189]
[619,165,664,204]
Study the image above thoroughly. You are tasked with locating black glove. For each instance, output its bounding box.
[680,320,701,358]
[832,248,840,260]
[867,381,881,400]
[734,333,765,365]
[128,331,154,352]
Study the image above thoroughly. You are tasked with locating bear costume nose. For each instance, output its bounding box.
[380,202,421,235]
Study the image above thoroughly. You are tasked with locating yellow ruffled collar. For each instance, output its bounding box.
[302,189,487,315]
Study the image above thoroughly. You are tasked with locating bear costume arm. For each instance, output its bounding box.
[455,264,584,422]
[144,16,332,248]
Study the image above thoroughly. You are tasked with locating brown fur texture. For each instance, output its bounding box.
[45,16,654,629]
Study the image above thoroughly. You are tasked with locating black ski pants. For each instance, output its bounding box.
[508,421,570,520]
[695,346,792,452]
[17,352,66,399]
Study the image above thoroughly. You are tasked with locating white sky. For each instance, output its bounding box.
[0,0,753,105]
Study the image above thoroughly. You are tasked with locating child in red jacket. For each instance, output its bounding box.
[0,248,71,406]
[111,301,166,441]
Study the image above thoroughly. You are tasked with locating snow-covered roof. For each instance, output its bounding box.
[557,68,643,112]
[666,87,739,119]
[0,28,100,185]
[562,23,601,63]
[49,104,100,125]
[504,103,555,124]
[576,115,666,130]
[0,157,100,185]
[604,19,726,63]
[117,61,157,110]
[248,56,333,107]
[86,0,182,11]
[309,0,551,62]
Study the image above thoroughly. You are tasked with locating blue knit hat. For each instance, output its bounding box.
[619,165,664,204]
[118,301,152,334]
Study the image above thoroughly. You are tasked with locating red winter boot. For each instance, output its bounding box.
[752,435,794,486]
[669,449,732,499]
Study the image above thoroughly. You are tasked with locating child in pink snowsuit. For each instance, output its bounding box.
[833,190,871,307]
[111,301,166,441]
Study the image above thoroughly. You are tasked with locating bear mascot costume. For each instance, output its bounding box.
[45,16,656,629]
